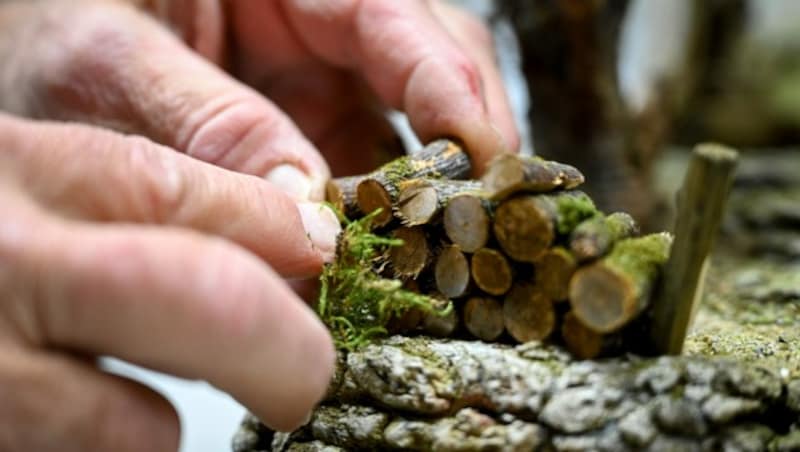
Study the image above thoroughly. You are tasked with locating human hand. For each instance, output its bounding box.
[0,0,518,193]
[0,114,337,451]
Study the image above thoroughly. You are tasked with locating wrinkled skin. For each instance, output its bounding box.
[0,1,517,451]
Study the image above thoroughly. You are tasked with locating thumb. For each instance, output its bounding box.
[1,0,329,200]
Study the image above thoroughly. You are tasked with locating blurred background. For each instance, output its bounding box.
[110,0,800,450]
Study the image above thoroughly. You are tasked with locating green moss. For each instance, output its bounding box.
[318,209,452,350]
[606,233,673,281]
[554,192,599,235]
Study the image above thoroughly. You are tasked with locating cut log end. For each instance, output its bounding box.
[471,248,513,296]
[503,283,556,343]
[569,265,635,334]
[435,245,471,299]
[562,311,607,359]
[463,297,505,341]
[493,196,554,262]
[535,247,577,301]
[389,227,430,279]
[482,154,585,200]
[357,178,394,226]
[443,194,490,253]
[396,181,439,226]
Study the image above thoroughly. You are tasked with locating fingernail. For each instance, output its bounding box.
[297,202,341,262]
[265,164,313,200]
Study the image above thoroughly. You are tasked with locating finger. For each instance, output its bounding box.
[278,0,517,173]
[0,114,339,277]
[429,1,519,151]
[0,345,178,452]
[3,0,328,199]
[5,205,335,431]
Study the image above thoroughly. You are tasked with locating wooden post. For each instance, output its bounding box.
[650,144,738,355]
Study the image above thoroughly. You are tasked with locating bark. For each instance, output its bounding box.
[434,245,471,299]
[396,179,483,226]
[442,193,493,253]
[356,139,471,227]
[235,336,800,452]
[493,191,596,263]
[326,176,364,219]
[569,212,639,263]
[388,226,431,279]
[481,153,584,201]
[503,282,556,343]
[470,248,513,296]
[569,233,673,334]
[535,247,578,301]
[463,297,505,342]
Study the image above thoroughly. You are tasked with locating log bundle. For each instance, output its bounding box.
[326,139,673,358]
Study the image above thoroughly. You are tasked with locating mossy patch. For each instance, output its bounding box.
[318,209,452,350]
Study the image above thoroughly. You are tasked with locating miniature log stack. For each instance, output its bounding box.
[325,139,677,359]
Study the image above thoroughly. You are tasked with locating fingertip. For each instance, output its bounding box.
[297,202,341,263]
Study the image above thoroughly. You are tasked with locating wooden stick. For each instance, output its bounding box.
[534,247,577,302]
[650,144,738,355]
[388,226,431,279]
[561,311,620,359]
[326,175,364,218]
[356,139,471,227]
[443,193,493,253]
[434,245,471,299]
[569,212,638,262]
[470,248,513,296]
[463,297,505,341]
[396,178,483,226]
[493,191,596,262]
[502,282,556,343]
[569,233,673,334]
[481,153,584,200]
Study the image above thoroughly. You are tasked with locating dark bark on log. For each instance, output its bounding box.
[463,297,505,342]
[325,175,364,219]
[535,247,577,301]
[388,226,431,279]
[396,179,483,226]
[481,153,585,201]
[434,245,471,299]
[569,212,639,262]
[236,336,800,451]
[421,299,459,338]
[443,194,493,253]
[356,139,471,227]
[569,233,673,334]
[493,191,596,263]
[503,282,556,343]
[470,248,513,296]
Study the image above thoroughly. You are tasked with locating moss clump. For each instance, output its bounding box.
[318,209,452,350]
[606,233,673,279]
[554,192,598,235]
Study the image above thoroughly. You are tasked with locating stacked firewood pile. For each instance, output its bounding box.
[325,139,672,359]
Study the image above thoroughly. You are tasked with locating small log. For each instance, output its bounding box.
[396,178,483,226]
[535,247,577,302]
[463,297,505,341]
[569,212,639,262]
[434,245,471,298]
[388,226,430,279]
[386,308,423,334]
[493,191,597,262]
[421,295,459,337]
[503,282,556,343]
[443,193,492,253]
[569,233,673,334]
[481,153,584,200]
[470,248,513,296]
[356,139,471,227]
[651,144,738,355]
[325,175,364,218]
[561,311,620,359]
